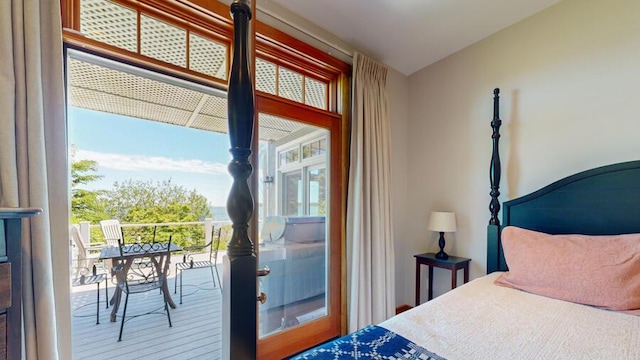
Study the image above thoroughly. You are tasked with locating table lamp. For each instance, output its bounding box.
[428,211,457,260]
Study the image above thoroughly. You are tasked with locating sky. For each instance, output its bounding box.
[69,107,234,207]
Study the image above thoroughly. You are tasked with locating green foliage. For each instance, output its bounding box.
[70,157,225,249]
[218,224,233,250]
[70,158,109,224]
[71,159,103,187]
[102,179,213,248]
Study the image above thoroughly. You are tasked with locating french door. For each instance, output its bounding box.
[255,96,342,358]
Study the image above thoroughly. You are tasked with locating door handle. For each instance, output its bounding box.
[257,292,267,304]
[257,266,270,277]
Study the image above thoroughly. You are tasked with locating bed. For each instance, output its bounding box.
[292,89,640,359]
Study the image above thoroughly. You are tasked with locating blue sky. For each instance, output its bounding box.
[69,107,234,206]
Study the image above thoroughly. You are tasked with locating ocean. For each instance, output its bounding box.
[210,206,229,222]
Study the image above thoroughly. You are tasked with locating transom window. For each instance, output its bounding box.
[79,0,229,80]
[256,58,329,110]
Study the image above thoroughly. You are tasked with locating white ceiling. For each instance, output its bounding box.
[265,0,564,75]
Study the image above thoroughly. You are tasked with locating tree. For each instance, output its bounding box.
[71,159,108,224]
[69,150,215,247]
[102,179,213,247]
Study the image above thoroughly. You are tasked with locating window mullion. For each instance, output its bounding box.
[136,10,141,54]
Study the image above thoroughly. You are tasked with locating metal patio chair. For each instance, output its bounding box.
[174,226,222,304]
[113,235,173,341]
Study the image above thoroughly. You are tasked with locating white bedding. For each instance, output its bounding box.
[381,272,640,359]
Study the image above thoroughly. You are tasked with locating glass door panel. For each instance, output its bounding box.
[257,113,330,339]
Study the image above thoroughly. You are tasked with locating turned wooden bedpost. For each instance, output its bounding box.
[224,0,257,358]
[489,88,502,226]
[487,88,503,273]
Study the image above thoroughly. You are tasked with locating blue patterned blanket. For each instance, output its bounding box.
[291,325,446,360]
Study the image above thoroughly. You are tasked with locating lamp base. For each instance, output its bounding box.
[435,250,449,260]
[435,231,448,260]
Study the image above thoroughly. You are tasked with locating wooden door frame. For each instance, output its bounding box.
[254,96,344,359]
[59,1,351,357]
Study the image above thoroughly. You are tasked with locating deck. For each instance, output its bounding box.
[71,256,222,359]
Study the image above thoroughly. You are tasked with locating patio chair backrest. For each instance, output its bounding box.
[115,235,172,291]
[181,226,221,263]
[70,224,106,280]
[100,219,123,247]
[210,227,222,264]
[70,224,89,265]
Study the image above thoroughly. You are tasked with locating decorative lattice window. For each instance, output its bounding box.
[278,67,303,103]
[305,77,327,109]
[140,15,187,68]
[256,58,328,110]
[80,0,137,52]
[256,58,277,95]
[189,33,228,80]
[75,0,336,110]
[78,0,229,81]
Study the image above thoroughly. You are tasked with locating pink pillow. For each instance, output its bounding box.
[495,226,640,311]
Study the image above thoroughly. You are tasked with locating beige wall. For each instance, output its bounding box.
[394,0,640,306]
[387,68,411,307]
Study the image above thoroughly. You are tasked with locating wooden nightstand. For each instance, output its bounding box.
[414,252,471,306]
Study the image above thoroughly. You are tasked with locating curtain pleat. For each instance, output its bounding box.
[1,0,68,358]
[347,52,395,332]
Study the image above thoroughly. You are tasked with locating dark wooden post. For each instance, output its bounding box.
[487,88,502,273]
[225,0,257,359]
[489,88,502,226]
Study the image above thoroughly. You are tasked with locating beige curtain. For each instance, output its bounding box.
[346,52,395,332]
[0,0,70,358]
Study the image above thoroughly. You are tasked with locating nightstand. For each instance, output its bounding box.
[414,252,471,306]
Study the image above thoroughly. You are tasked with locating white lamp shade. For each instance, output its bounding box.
[428,211,457,232]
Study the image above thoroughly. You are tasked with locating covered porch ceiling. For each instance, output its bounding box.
[67,52,306,142]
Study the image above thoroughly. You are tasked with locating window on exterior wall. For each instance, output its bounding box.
[276,132,328,217]
[282,170,303,216]
[302,138,327,159]
[307,167,326,215]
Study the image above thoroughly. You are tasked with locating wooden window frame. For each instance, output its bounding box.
[62,0,232,88]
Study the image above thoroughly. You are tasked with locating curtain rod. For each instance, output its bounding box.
[256,6,354,59]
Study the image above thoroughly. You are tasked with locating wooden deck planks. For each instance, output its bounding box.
[71,265,222,360]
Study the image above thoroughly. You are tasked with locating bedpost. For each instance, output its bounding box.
[224,0,257,358]
[487,88,502,273]
[489,88,502,226]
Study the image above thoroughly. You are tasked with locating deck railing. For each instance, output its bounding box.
[75,218,233,252]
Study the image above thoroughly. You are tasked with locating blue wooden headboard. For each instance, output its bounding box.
[487,160,640,273]
[486,90,640,273]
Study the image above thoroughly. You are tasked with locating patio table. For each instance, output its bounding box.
[99,243,182,322]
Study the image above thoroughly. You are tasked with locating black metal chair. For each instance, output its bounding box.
[113,235,173,341]
[174,227,221,304]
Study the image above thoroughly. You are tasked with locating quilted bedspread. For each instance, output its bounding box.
[291,325,446,360]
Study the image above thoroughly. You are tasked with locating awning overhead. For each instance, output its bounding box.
[68,57,306,141]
